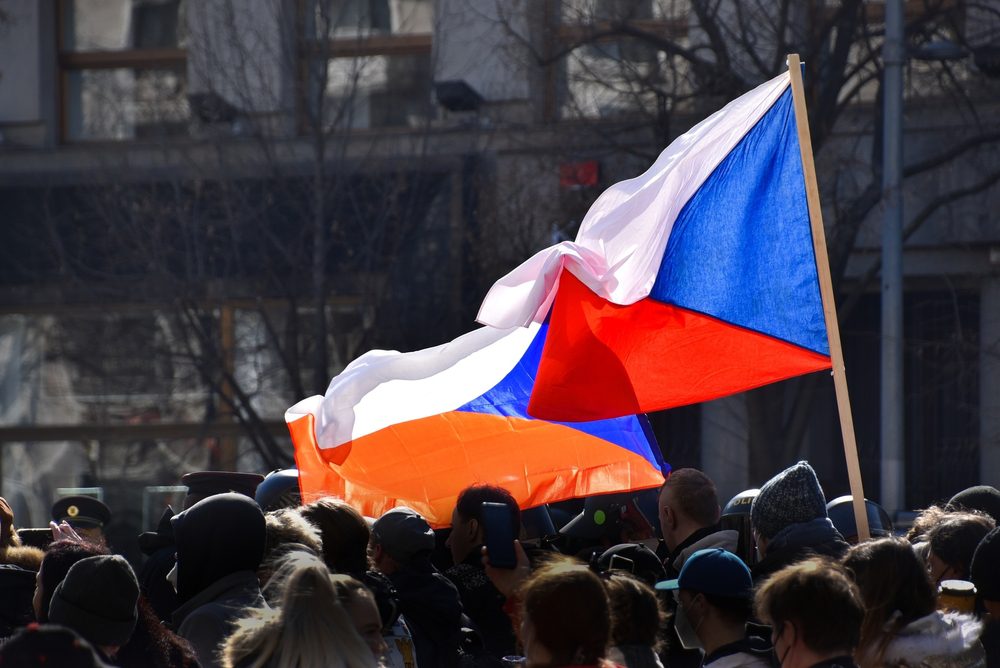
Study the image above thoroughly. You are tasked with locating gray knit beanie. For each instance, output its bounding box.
[48,555,139,647]
[750,461,828,539]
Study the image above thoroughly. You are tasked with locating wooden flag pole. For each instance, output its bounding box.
[787,53,871,542]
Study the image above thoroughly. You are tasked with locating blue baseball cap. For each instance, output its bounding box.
[654,548,752,599]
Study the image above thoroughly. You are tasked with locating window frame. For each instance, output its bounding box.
[55,0,188,144]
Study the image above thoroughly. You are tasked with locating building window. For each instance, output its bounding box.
[57,0,189,141]
[299,0,435,131]
[552,1,687,120]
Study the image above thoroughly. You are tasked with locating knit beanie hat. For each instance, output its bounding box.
[751,461,828,540]
[949,486,1000,525]
[48,555,139,647]
[971,527,1000,601]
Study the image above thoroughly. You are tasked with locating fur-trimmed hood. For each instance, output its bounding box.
[880,610,985,667]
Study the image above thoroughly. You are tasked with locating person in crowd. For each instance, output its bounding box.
[719,489,759,568]
[444,483,520,658]
[33,538,107,623]
[47,554,140,663]
[843,537,985,668]
[171,492,268,668]
[656,548,771,668]
[754,558,864,668]
[604,570,666,668]
[254,469,302,512]
[258,508,322,589]
[300,497,417,668]
[222,551,382,668]
[116,595,201,668]
[371,506,464,668]
[925,512,995,585]
[825,497,893,545]
[658,469,737,578]
[750,461,848,583]
[34,534,198,667]
[0,623,111,668]
[597,543,666,587]
[138,505,180,623]
[0,497,41,638]
[658,470,738,668]
[518,557,617,668]
[949,486,1000,525]
[970,527,1000,665]
[0,560,36,638]
[560,491,659,561]
[51,495,112,546]
[907,505,951,564]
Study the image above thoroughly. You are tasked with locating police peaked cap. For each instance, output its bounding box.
[52,495,111,529]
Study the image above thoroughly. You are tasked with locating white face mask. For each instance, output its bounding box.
[674,596,704,650]
[166,561,178,593]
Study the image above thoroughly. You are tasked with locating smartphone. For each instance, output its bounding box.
[482,502,518,569]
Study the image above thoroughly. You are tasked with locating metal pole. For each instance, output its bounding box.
[881,0,905,515]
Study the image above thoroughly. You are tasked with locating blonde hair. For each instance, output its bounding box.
[222,552,376,668]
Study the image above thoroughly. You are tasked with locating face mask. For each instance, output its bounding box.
[674,598,704,650]
[166,561,178,593]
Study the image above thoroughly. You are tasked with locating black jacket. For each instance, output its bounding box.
[445,547,517,658]
[752,517,849,584]
[390,559,465,668]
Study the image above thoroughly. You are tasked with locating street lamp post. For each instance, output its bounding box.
[881,0,905,516]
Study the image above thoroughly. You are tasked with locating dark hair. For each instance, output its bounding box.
[906,505,950,543]
[0,623,108,668]
[663,469,719,526]
[38,540,108,623]
[604,571,664,649]
[928,512,995,578]
[115,597,199,668]
[755,558,863,656]
[522,557,610,665]
[842,537,936,664]
[299,498,371,576]
[702,593,754,625]
[455,484,520,536]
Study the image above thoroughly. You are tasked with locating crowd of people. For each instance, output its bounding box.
[0,461,998,668]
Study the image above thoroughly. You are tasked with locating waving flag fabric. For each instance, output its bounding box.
[286,321,667,527]
[477,71,832,422]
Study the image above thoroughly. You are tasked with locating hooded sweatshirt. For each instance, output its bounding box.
[170,493,267,668]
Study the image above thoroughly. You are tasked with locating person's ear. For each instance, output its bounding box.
[469,517,481,540]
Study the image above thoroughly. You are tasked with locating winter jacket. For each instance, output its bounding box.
[703,634,774,668]
[172,570,266,668]
[170,494,268,668]
[445,547,517,658]
[390,561,465,668]
[875,611,985,668]
[665,525,740,578]
[752,517,849,584]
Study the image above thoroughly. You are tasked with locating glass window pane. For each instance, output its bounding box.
[61,0,185,51]
[306,0,432,39]
[65,67,190,140]
[560,38,663,118]
[314,53,434,129]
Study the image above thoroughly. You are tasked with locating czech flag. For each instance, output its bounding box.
[286,320,667,527]
[477,70,832,422]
